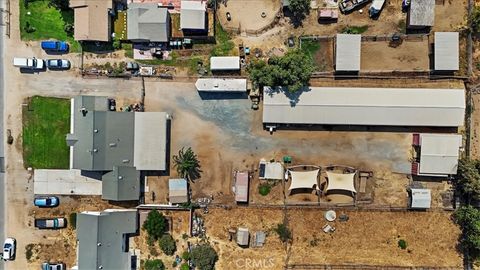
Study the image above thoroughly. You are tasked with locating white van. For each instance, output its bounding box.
[13,57,44,70]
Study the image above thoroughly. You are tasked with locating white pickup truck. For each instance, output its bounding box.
[13,57,44,70]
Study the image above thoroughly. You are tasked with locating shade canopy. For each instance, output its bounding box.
[288,170,320,191]
[325,172,356,193]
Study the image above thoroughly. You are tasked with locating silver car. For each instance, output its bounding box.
[46,59,70,70]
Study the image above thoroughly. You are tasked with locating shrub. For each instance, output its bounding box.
[144,259,165,270]
[180,263,190,270]
[142,210,168,240]
[68,213,77,229]
[159,234,176,256]
[274,222,292,243]
[113,38,121,50]
[454,205,480,255]
[25,244,34,261]
[190,243,218,270]
[181,250,190,261]
[259,183,271,196]
[398,239,408,249]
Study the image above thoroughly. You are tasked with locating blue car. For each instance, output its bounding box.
[41,40,69,53]
[34,196,59,207]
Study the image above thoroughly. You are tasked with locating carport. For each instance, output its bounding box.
[288,170,320,193]
[325,171,357,195]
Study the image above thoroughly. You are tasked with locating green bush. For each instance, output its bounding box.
[159,234,176,256]
[341,25,369,34]
[142,210,168,240]
[398,239,407,249]
[190,244,218,270]
[144,259,165,270]
[274,222,292,243]
[68,213,77,229]
[258,183,271,196]
[180,263,190,270]
[454,205,480,256]
[181,250,191,261]
[113,38,121,50]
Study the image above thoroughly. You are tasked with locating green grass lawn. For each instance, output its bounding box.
[211,21,235,57]
[341,25,369,34]
[20,0,81,52]
[23,96,71,169]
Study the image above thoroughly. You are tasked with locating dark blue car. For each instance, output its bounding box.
[34,196,59,207]
[41,40,69,53]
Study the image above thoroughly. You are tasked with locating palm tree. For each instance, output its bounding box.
[173,147,202,181]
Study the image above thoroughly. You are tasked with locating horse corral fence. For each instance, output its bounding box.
[222,9,283,37]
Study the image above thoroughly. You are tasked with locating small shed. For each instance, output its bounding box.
[434,32,459,71]
[195,78,247,92]
[234,171,249,203]
[180,1,206,30]
[254,231,266,247]
[259,160,284,180]
[409,188,431,209]
[237,227,250,247]
[407,0,435,29]
[335,34,361,72]
[210,56,240,71]
[169,178,188,204]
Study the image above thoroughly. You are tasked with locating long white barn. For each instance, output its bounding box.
[263,87,465,127]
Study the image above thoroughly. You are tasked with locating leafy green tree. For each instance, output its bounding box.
[181,250,191,261]
[274,222,292,243]
[454,206,480,256]
[287,0,310,26]
[249,50,314,93]
[159,234,176,255]
[190,244,218,270]
[456,159,480,201]
[180,263,190,270]
[49,0,70,10]
[173,147,202,181]
[470,6,480,33]
[142,210,168,240]
[144,259,165,270]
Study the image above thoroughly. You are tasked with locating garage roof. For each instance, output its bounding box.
[418,133,462,175]
[335,34,361,71]
[435,32,459,71]
[263,87,465,127]
[180,1,206,29]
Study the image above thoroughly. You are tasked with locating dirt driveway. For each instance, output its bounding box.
[144,82,412,204]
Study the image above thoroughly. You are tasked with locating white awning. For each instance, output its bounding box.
[288,170,320,190]
[259,161,284,180]
[325,172,356,193]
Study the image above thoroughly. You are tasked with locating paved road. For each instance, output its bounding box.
[0,0,6,268]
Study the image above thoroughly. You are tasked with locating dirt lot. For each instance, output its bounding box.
[202,208,462,269]
[217,0,281,32]
[361,40,430,71]
[287,210,462,267]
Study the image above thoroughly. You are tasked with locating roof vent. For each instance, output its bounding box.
[122,159,130,163]
[98,266,103,270]
[94,129,99,133]
[97,242,102,246]
[118,176,123,180]
[109,143,117,147]
[93,149,98,153]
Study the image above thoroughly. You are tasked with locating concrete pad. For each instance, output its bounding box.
[34,169,102,195]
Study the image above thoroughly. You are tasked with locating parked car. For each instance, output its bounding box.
[108,98,116,111]
[42,262,66,270]
[46,59,70,70]
[41,41,69,53]
[34,196,59,207]
[2,238,16,261]
[34,218,66,229]
[13,57,44,70]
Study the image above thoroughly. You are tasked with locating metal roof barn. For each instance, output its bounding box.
[195,78,247,92]
[409,188,431,209]
[180,1,206,30]
[335,34,361,71]
[134,112,168,171]
[408,0,435,28]
[234,172,249,202]
[210,56,240,71]
[263,87,465,127]
[415,133,462,176]
[434,32,459,71]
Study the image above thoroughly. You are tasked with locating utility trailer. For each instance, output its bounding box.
[369,0,386,18]
[339,0,372,13]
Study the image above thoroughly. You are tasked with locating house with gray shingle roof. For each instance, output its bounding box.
[67,96,169,201]
[127,3,170,42]
[75,209,137,270]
